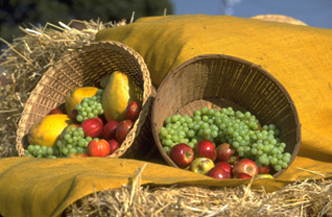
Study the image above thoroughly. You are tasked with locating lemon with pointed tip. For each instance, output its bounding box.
[28,114,75,148]
[102,71,142,122]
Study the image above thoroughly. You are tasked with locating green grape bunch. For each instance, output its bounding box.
[24,144,61,159]
[56,126,91,157]
[159,106,292,172]
[75,89,104,122]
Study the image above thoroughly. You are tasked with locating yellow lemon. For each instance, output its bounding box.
[65,86,99,117]
[28,114,75,148]
[102,71,142,122]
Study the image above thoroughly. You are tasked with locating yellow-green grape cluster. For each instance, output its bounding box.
[75,89,104,122]
[159,106,291,172]
[56,126,91,156]
[24,145,61,159]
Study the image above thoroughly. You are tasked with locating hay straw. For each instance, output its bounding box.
[64,166,332,217]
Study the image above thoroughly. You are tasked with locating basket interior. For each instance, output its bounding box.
[152,54,301,178]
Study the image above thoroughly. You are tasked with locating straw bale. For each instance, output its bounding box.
[64,165,332,217]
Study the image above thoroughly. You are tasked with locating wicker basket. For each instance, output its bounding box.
[151,54,301,178]
[16,41,157,160]
[250,14,308,26]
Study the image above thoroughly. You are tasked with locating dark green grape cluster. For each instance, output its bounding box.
[24,145,61,159]
[75,89,104,122]
[56,126,91,156]
[159,106,291,172]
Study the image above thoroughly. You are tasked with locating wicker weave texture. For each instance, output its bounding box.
[16,41,156,160]
[152,54,301,178]
[251,14,308,26]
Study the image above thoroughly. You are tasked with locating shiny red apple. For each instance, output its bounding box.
[101,120,119,141]
[215,143,239,165]
[235,173,252,179]
[233,158,258,177]
[258,165,272,174]
[81,118,104,138]
[87,139,111,157]
[207,166,231,179]
[125,101,142,121]
[169,143,195,169]
[48,108,63,115]
[115,120,133,143]
[195,139,217,161]
[215,161,232,175]
[108,139,120,155]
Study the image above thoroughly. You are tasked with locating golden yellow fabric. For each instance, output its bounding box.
[1,15,332,217]
[0,156,331,217]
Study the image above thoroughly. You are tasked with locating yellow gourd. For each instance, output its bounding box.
[65,86,99,117]
[102,71,142,122]
[28,114,75,148]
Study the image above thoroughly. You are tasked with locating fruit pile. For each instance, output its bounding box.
[159,106,292,179]
[25,71,142,158]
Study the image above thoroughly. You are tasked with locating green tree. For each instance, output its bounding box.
[0,0,173,51]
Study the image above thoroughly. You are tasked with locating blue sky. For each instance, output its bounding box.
[170,0,332,29]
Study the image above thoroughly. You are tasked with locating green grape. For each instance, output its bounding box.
[201,106,208,114]
[200,122,209,129]
[27,145,35,152]
[188,142,194,149]
[281,162,288,168]
[187,130,195,138]
[171,115,179,123]
[62,148,69,155]
[274,164,282,172]
[193,110,201,116]
[164,146,171,154]
[47,147,54,155]
[47,155,56,159]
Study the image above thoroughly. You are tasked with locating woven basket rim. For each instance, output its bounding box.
[152,54,301,178]
[16,40,153,158]
[250,14,308,26]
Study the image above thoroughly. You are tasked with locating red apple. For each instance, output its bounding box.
[207,166,231,179]
[115,120,133,143]
[66,153,88,158]
[258,165,272,174]
[81,118,104,138]
[215,161,232,175]
[125,101,142,121]
[195,139,217,161]
[169,143,195,169]
[190,157,215,175]
[71,108,78,121]
[87,139,111,157]
[235,173,252,179]
[232,158,258,177]
[108,139,120,155]
[61,124,80,139]
[215,143,238,164]
[101,120,119,141]
[48,108,63,115]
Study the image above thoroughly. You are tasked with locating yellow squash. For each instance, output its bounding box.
[28,114,75,148]
[65,86,99,117]
[102,71,142,122]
